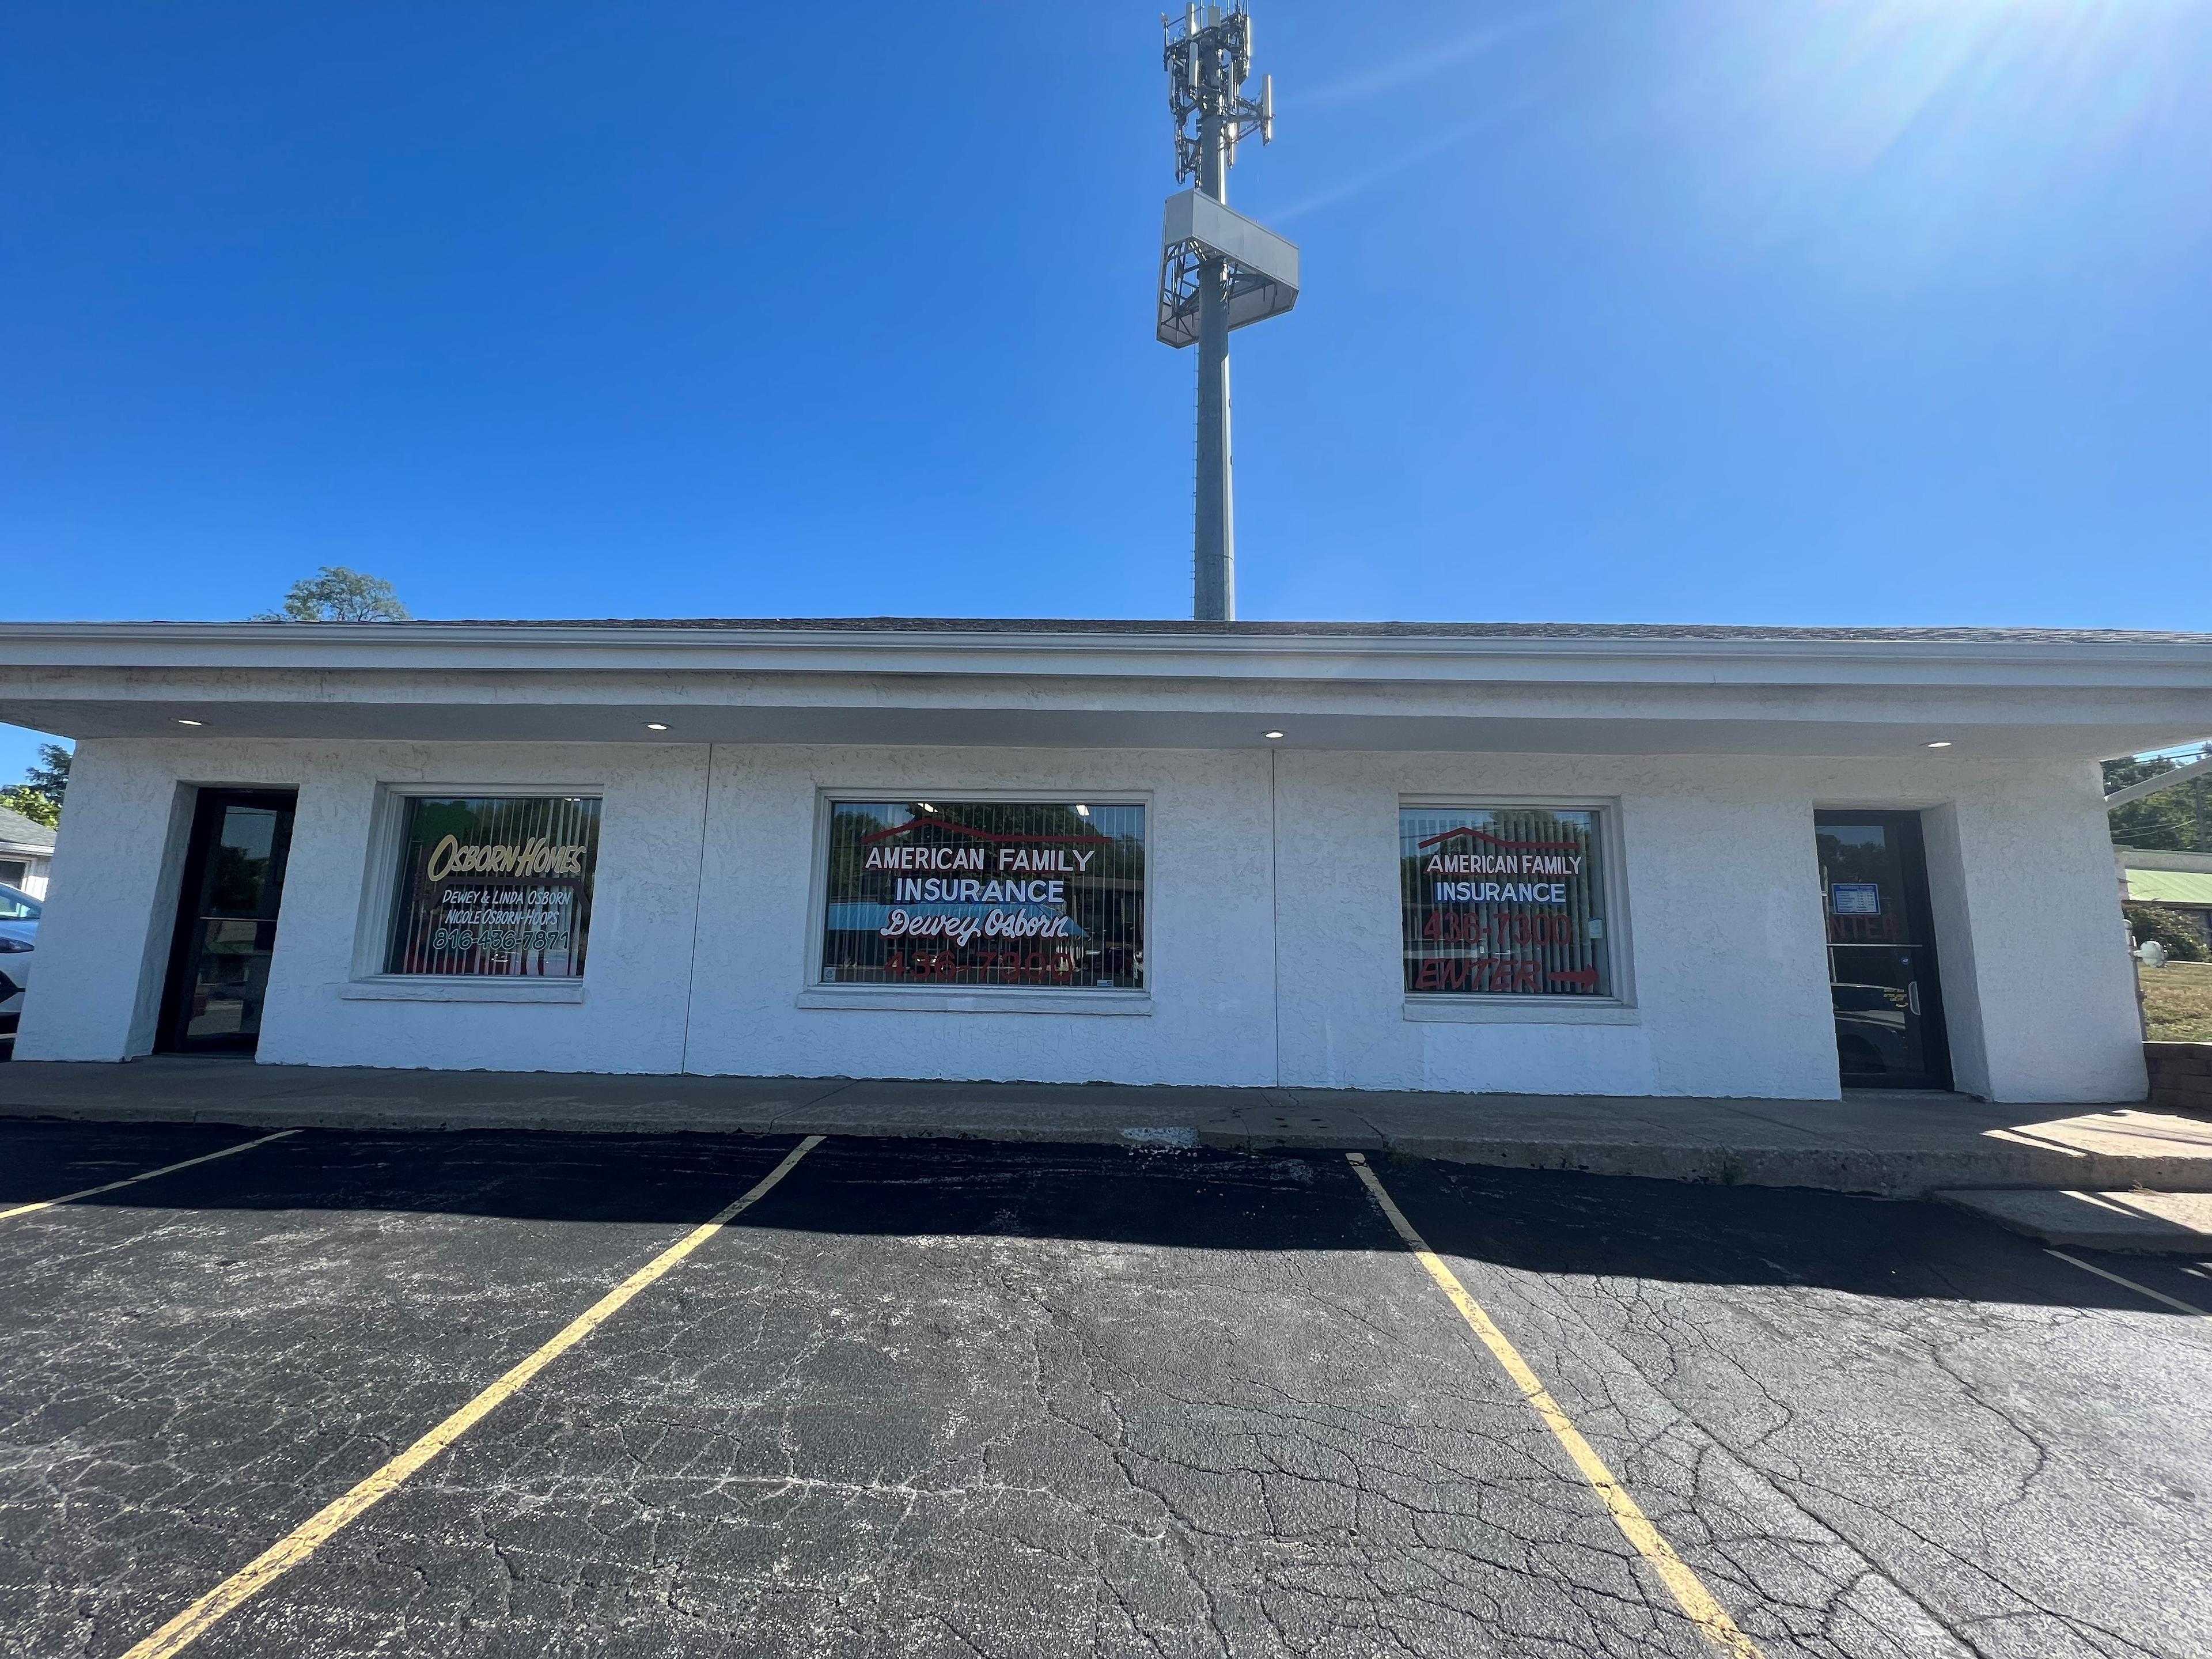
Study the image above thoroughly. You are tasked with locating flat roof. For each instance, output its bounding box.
[184,616,2212,646]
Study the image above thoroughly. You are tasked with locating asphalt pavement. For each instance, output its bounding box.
[0,1119,2206,1658]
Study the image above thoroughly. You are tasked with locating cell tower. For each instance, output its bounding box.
[1160,2,1300,623]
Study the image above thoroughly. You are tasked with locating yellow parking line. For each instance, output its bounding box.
[2047,1248,2210,1318]
[118,1134,827,1659]
[1346,1153,1764,1659]
[0,1129,299,1222]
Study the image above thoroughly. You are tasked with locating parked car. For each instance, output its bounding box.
[0,881,40,1036]
[1831,980,1908,1075]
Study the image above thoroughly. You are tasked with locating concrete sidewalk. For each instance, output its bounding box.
[5,1056,2211,1198]
[1934,1187,2212,1255]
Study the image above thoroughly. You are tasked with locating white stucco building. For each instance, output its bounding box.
[4,617,2206,1104]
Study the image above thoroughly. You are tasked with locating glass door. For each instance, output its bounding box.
[1816,810,1950,1090]
[159,790,297,1054]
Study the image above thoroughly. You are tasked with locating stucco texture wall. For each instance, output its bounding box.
[679,745,1279,1086]
[14,739,197,1061]
[18,738,710,1074]
[16,738,2147,1104]
[1270,752,2143,1101]
[1271,752,1834,1096]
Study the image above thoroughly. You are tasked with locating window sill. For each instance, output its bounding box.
[1403,997,1638,1025]
[340,978,587,1005]
[796,987,1153,1017]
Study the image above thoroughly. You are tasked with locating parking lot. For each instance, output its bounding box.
[1,1119,2207,1659]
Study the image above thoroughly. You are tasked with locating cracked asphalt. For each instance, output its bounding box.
[1,1120,2207,1658]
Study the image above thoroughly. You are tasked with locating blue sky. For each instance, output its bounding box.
[4,1,2209,779]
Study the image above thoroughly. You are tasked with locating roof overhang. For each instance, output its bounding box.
[2,620,2209,761]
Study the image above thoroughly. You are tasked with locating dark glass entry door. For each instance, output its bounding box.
[1816,811,1950,1090]
[160,790,297,1054]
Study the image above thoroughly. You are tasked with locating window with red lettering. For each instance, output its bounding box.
[1401,806,1612,997]
[819,800,1146,990]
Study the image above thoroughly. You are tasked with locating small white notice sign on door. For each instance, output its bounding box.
[1831,883,1881,916]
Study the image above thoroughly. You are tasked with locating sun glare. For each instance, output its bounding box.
[1667,0,2209,279]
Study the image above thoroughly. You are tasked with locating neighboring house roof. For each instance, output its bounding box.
[2127,868,2212,908]
[0,805,55,856]
[2119,847,2212,908]
[2118,845,2212,871]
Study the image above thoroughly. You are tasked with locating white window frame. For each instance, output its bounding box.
[346,782,605,1004]
[800,787,1155,1017]
[1397,793,1638,1025]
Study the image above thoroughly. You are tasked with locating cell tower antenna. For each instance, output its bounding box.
[1158,0,1299,622]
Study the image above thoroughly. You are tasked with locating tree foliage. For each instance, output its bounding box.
[2105,748,2212,854]
[0,743,70,828]
[2126,902,2209,962]
[253,566,411,623]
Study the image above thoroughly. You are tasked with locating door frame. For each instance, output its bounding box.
[1817,808,1953,1092]
[157,787,299,1055]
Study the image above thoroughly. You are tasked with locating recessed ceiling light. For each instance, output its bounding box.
[645,722,669,731]
[176,718,203,727]
[1925,740,1952,749]
[1263,730,1286,740]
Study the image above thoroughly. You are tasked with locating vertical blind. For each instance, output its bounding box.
[385,795,601,978]
[1399,806,1609,997]
[820,801,1146,989]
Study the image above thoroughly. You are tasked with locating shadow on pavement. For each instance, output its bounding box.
[1,1118,2200,1318]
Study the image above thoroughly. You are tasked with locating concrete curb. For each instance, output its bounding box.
[1380,1136,2212,1198]
[1934,1187,2212,1255]
[7,1081,2212,1199]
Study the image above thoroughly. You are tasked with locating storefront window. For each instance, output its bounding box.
[819,800,1145,989]
[384,795,600,978]
[1400,805,1611,997]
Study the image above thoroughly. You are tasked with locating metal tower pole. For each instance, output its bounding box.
[1159,3,1290,625]
[1193,73,1234,623]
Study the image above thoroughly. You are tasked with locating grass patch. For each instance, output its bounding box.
[2141,961,2212,1043]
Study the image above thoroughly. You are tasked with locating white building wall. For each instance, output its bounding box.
[255,740,710,1074]
[15,737,2149,1105]
[680,745,1279,1086]
[1271,751,1843,1097]
[18,738,711,1075]
[1263,750,2143,1101]
[14,740,195,1060]
[1918,762,2145,1103]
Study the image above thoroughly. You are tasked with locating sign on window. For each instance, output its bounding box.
[1400,806,1611,997]
[384,796,600,978]
[820,801,1145,989]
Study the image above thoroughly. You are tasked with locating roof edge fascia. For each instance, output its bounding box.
[0,619,2209,677]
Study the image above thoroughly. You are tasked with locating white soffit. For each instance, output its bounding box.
[0,621,2207,758]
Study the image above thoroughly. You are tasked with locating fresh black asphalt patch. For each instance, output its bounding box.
[0,1121,2206,1658]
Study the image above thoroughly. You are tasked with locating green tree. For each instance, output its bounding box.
[2125,902,2209,962]
[0,742,70,828]
[253,566,411,623]
[2106,747,2212,854]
